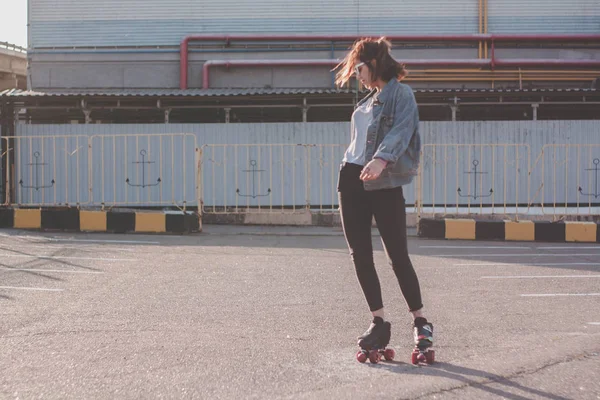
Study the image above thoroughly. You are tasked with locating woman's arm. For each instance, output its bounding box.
[372,85,418,165]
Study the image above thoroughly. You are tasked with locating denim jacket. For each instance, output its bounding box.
[354,79,421,191]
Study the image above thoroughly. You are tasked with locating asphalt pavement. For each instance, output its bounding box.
[1,225,599,399]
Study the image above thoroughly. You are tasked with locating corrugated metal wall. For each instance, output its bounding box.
[30,0,479,48]
[14,121,600,209]
[488,0,600,33]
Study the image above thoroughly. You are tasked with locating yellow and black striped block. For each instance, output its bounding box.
[418,218,600,243]
[14,209,42,229]
[0,208,200,234]
[135,213,166,233]
[80,211,107,232]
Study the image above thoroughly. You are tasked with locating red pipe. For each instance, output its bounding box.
[181,34,600,89]
[491,34,600,41]
[183,35,487,89]
[201,58,600,89]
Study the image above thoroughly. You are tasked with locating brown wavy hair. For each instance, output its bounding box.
[334,37,407,88]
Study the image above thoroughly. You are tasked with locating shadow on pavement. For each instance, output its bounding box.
[366,361,570,400]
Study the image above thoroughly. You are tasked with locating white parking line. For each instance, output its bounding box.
[46,238,160,245]
[0,268,103,274]
[0,254,135,261]
[537,246,600,250]
[482,275,600,279]
[436,253,600,258]
[588,322,600,325]
[521,293,600,297]
[0,244,135,252]
[420,246,531,249]
[0,286,64,292]
[455,262,600,266]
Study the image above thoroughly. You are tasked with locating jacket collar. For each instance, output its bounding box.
[356,78,399,107]
[376,78,399,105]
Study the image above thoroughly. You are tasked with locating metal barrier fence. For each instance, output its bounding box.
[2,135,90,206]
[417,143,600,220]
[416,144,531,219]
[1,134,199,209]
[89,134,198,207]
[3,136,600,220]
[534,144,600,217]
[200,143,346,214]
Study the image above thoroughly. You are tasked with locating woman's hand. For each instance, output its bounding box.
[360,158,388,181]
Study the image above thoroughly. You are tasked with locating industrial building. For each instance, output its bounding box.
[1,0,598,124]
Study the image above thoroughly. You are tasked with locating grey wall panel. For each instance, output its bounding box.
[30,0,479,49]
[49,65,125,89]
[488,0,600,33]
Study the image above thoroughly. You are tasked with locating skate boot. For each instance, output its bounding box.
[355,317,395,364]
[411,317,434,365]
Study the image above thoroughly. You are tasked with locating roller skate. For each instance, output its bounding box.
[355,317,396,364]
[411,317,434,365]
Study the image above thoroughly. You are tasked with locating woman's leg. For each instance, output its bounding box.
[371,186,424,315]
[371,186,434,349]
[338,163,384,315]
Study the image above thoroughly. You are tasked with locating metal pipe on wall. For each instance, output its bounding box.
[183,34,488,89]
[201,58,600,89]
[478,0,483,59]
[484,0,489,59]
[181,34,600,89]
[201,59,492,89]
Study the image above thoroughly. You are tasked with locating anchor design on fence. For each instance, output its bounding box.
[126,150,161,188]
[19,151,55,191]
[457,160,493,200]
[578,158,600,198]
[236,160,271,199]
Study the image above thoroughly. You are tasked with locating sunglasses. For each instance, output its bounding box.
[354,62,366,76]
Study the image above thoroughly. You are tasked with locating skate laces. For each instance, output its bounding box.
[413,318,433,342]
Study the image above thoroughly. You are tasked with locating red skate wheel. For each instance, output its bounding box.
[356,350,367,363]
[383,348,395,361]
[368,350,380,364]
[411,350,419,365]
[426,350,435,364]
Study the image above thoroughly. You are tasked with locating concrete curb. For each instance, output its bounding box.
[418,218,600,243]
[200,224,418,237]
[202,211,419,228]
[0,208,201,234]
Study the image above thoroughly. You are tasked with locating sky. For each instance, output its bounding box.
[0,0,28,47]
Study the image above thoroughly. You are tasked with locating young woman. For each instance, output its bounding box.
[334,37,433,360]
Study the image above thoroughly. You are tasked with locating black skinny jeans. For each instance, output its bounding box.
[337,162,423,312]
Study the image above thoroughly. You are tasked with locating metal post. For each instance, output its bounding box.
[83,110,92,124]
[0,97,7,204]
[532,103,539,120]
[450,105,458,122]
[1,100,16,204]
[224,108,231,123]
[302,98,308,122]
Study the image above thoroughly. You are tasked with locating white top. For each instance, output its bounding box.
[343,96,374,166]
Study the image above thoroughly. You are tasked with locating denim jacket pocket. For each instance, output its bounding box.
[380,113,394,130]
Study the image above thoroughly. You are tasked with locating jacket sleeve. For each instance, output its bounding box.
[373,86,418,165]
